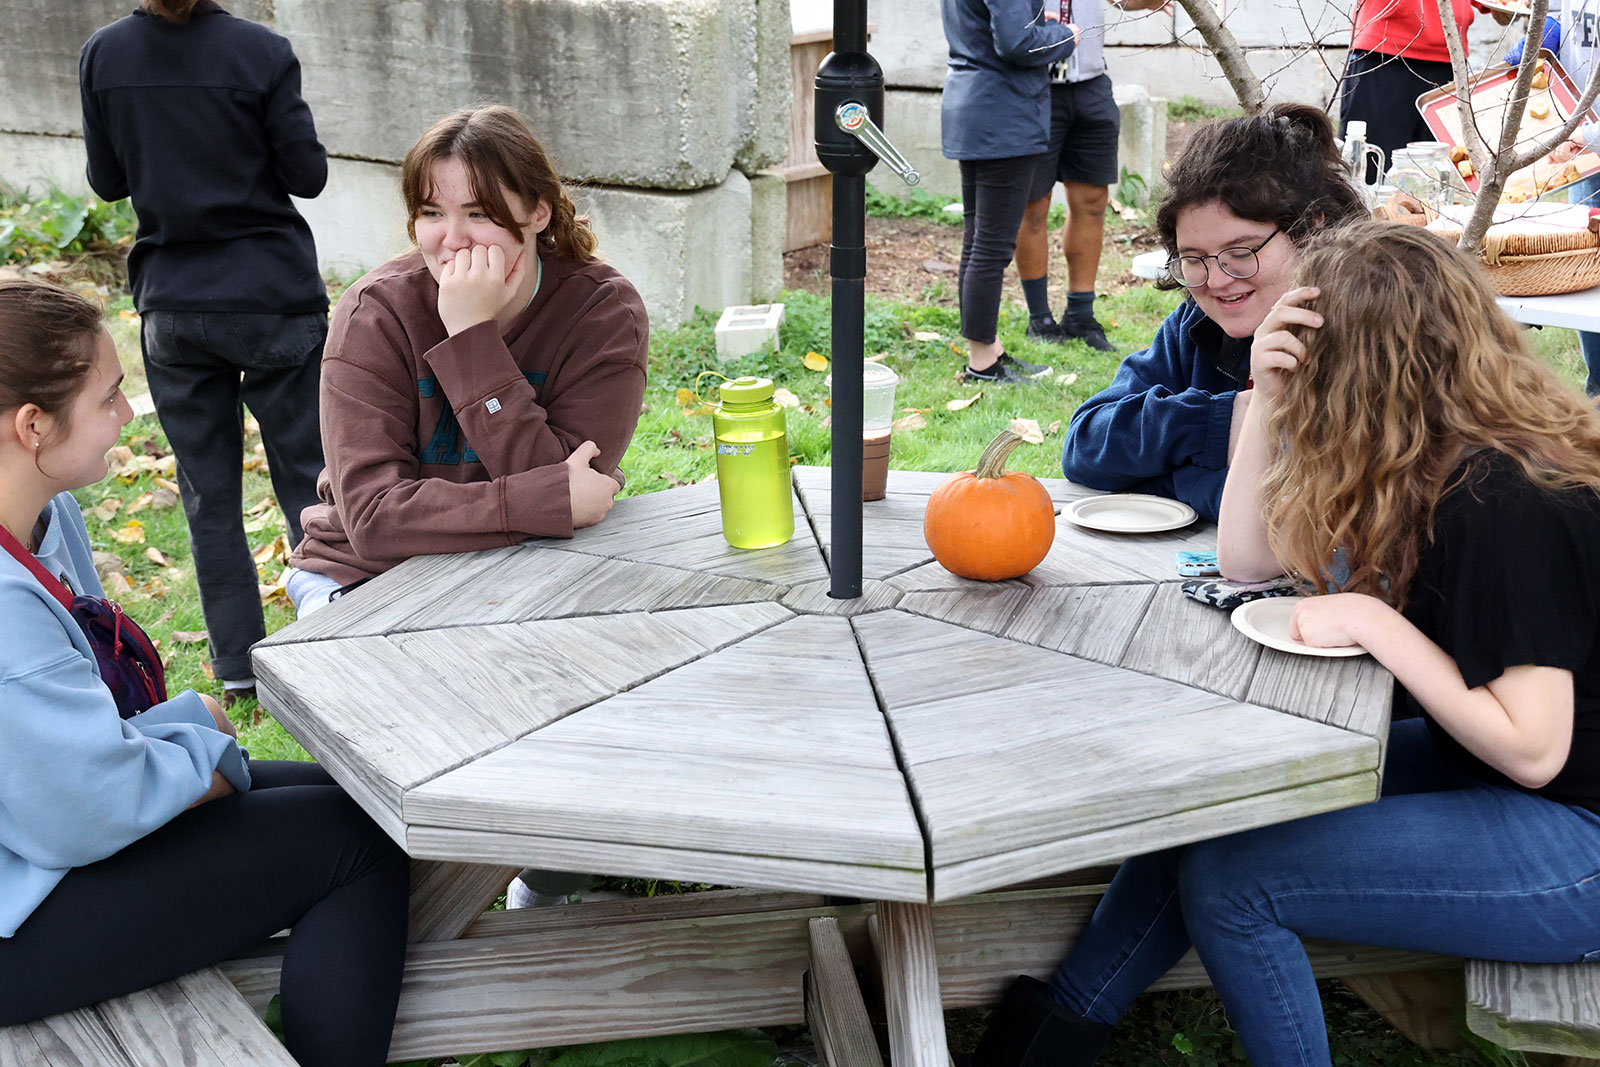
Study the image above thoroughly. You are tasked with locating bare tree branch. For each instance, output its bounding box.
[1174,0,1267,114]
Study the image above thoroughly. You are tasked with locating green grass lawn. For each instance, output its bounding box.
[82,236,1580,1067]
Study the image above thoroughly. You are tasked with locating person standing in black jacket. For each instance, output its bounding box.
[80,0,329,702]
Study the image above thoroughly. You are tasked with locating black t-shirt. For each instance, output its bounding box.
[1400,451,1600,809]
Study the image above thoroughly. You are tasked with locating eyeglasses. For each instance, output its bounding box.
[1165,228,1282,289]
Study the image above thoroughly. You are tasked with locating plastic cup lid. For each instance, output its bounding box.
[825,363,899,389]
[719,376,775,403]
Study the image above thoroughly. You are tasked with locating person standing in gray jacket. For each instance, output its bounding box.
[941,0,1077,385]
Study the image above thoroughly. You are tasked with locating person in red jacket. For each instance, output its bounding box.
[1338,0,1513,182]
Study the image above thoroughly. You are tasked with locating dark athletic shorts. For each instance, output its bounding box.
[1029,73,1121,199]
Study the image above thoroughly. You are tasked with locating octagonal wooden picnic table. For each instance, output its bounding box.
[252,466,1391,1066]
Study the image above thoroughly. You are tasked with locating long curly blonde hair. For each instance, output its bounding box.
[1261,220,1600,607]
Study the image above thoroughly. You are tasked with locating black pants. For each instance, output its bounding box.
[0,762,409,1067]
[140,310,327,681]
[1337,48,1454,184]
[959,154,1050,344]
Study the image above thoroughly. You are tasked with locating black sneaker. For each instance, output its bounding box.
[1025,315,1067,343]
[962,359,1036,385]
[998,352,1053,378]
[1060,312,1115,352]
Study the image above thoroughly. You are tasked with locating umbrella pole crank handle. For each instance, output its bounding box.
[835,102,920,187]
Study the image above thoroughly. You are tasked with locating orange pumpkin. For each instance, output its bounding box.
[924,429,1055,580]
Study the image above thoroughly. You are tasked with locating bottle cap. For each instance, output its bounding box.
[718,375,775,404]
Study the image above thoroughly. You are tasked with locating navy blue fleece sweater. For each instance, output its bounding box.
[1061,299,1251,522]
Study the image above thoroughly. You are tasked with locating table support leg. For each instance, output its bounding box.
[408,860,521,943]
[870,902,950,1067]
[808,917,886,1067]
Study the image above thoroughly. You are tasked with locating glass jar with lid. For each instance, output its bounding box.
[1387,143,1450,207]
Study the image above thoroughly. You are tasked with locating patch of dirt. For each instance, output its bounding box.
[783,213,1165,310]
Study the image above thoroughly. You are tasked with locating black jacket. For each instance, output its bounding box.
[79,2,328,313]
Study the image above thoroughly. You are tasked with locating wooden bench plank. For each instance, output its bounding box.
[1467,959,1600,1057]
[872,904,950,1067]
[216,880,1458,1062]
[5,967,295,1067]
[808,917,886,1067]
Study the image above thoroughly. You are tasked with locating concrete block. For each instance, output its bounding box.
[1112,83,1165,204]
[1175,0,1348,49]
[0,132,93,199]
[714,303,786,360]
[749,171,787,303]
[274,0,773,191]
[292,158,413,282]
[581,170,754,329]
[1105,44,1340,108]
[2,0,271,136]
[737,0,794,175]
[867,89,961,202]
[871,0,948,90]
[1102,3,1176,48]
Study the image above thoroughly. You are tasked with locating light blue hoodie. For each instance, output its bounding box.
[0,492,250,938]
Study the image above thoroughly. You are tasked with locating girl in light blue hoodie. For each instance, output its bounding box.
[0,280,407,1067]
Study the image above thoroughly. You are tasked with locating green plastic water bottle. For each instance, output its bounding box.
[713,376,794,549]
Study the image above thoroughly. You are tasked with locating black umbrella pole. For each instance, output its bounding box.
[829,172,866,600]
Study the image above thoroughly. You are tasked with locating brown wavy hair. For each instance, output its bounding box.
[1154,103,1368,290]
[139,0,199,23]
[0,280,105,468]
[1260,220,1600,607]
[401,105,598,262]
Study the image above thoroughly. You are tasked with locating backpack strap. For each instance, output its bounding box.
[0,519,77,612]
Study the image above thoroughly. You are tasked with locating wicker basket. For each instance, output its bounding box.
[1431,223,1600,296]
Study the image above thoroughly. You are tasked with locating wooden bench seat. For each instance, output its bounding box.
[0,966,297,1067]
[1466,959,1600,1059]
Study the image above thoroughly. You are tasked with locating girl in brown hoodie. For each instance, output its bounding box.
[287,105,649,611]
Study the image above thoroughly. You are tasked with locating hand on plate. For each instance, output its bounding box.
[437,244,528,336]
[1250,286,1322,404]
[1549,138,1586,166]
[1287,592,1380,650]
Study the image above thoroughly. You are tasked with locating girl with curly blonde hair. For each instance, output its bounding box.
[972,221,1600,1067]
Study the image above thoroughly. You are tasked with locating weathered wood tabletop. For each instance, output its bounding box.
[251,466,1392,1065]
[254,466,1391,905]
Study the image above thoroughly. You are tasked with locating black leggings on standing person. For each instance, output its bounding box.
[0,761,409,1067]
[958,153,1051,344]
[1337,48,1453,184]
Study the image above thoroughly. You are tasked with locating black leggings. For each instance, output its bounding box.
[0,761,409,1067]
[958,153,1050,344]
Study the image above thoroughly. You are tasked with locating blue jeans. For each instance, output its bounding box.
[1569,173,1600,395]
[1048,717,1600,1067]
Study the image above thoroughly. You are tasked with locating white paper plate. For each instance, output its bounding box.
[1063,494,1198,534]
[1477,0,1531,17]
[1230,597,1368,658]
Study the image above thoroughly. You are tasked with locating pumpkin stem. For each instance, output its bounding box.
[975,430,1026,479]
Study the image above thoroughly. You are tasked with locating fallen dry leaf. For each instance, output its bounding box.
[150,488,179,510]
[820,415,832,429]
[125,492,155,515]
[246,497,275,516]
[137,577,167,599]
[866,351,889,363]
[1009,417,1046,445]
[772,387,802,408]
[106,446,138,479]
[153,477,180,494]
[252,534,290,566]
[118,308,140,321]
[891,412,928,433]
[912,331,942,342]
[144,546,169,567]
[675,387,696,405]
[1047,419,1063,436]
[200,661,214,680]
[110,520,146,544]
[104,572,135,596]
[172,630,209,644]
[946,391,983,412]
[801,351,829,372]
[91,498,122,522]
[1062,372,1079,386]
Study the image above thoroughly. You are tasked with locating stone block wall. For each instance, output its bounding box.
[0,0,792,327]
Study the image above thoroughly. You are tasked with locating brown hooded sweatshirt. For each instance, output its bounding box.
[290,249,648,585]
